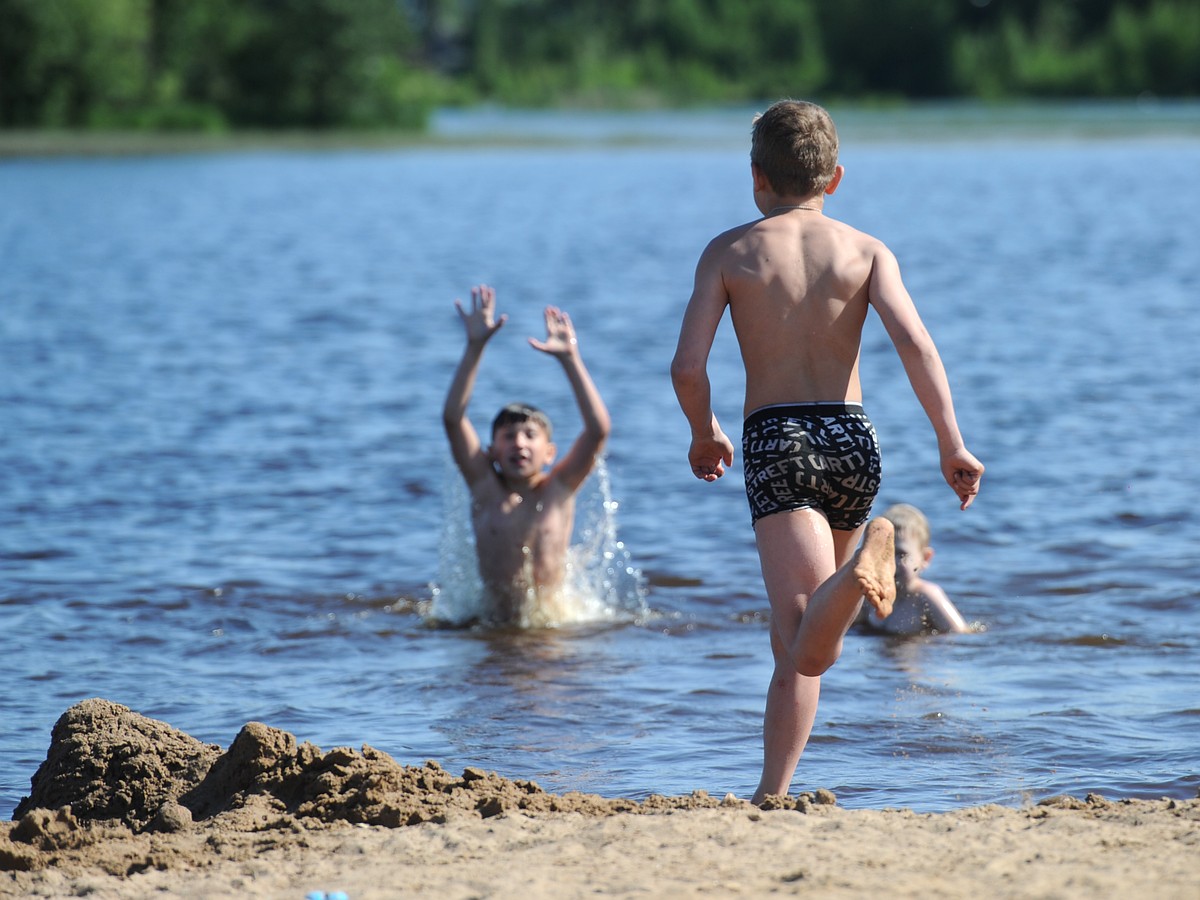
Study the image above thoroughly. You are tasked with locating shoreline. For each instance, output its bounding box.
[2,700,1196,898]
[4,100,1200,159]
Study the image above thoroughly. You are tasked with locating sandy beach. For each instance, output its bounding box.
[3,700,1196,899]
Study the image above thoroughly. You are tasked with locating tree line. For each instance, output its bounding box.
[1,0,1197,132]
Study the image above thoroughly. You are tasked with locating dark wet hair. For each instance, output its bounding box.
[491,402,553,439]
[750,100,839,197]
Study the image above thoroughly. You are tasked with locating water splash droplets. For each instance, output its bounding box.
[429,457,646,628]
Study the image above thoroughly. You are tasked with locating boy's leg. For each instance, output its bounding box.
[793,517,896,670]
[757,513,892,677]
[751,509,841,803]
[752,627,820,803]
[750,512,895,802]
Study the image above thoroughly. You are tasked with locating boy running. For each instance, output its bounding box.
[671,100,983,804]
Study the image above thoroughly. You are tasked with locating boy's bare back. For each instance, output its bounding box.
[673,98,981,507]
[702,208,889,413]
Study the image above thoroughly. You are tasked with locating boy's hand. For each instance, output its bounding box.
[455,284,506,345]
[529,306,579,358]
[688,431,735,482]
[942,447,984,510]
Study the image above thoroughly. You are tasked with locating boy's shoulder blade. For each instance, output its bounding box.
[708,217,768,248]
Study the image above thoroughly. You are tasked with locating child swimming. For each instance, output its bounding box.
[443,285,611,626]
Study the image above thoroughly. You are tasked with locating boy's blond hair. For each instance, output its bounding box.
[881,503,931,549]
[750,100,839,197]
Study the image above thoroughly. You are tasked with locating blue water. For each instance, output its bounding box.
[3,107,1199,816]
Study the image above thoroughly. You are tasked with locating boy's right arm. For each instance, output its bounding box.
[443,285,506,485]
[867,245,984,509]
[671,240,736,482]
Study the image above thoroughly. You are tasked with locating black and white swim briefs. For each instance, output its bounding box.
[742,402,881,530]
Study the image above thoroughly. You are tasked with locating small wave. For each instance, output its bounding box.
[1036,633,1131,648]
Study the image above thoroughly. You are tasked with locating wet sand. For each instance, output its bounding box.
[2,699,1196,899]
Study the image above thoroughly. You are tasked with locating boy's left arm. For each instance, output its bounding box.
[917,580,970,633]
[531,307,611,492]
[868,245,983,509]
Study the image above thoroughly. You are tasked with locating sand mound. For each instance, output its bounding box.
[12,699,220,832]
[2,698,819,875]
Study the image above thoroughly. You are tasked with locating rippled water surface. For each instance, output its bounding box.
[3,107,1199,816]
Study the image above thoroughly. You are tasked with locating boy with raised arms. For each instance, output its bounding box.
[671,100,983,804]
[444,284,611,627]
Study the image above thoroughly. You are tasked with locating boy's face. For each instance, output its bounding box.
[489,419,556,482]
[893,531,932,592]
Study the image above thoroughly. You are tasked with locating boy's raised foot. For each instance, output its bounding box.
[854,518,897,619]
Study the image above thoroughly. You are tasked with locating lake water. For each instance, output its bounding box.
[3,106,1199,817]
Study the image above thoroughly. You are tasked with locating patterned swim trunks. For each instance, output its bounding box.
[742,402,882,530]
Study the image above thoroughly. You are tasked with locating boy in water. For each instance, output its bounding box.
[860,503,971,635]
[670,100,983,804]
[443,284,611,626]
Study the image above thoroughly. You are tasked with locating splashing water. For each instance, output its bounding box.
[428,457,647,628]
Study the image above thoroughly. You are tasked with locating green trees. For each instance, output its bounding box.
[218,0,428,128]
[455,0,1199,107]
[454,0,1199,106]
[0,0,151,127]
[0,0,435,130]
[455,0,829,106]
[0,0,1196,132]
[954,0,1200,98]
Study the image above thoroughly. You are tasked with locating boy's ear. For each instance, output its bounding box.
[751,162,772,194]
[921,546,935,570]
[824,164,845,195]
[545,442,557,465]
